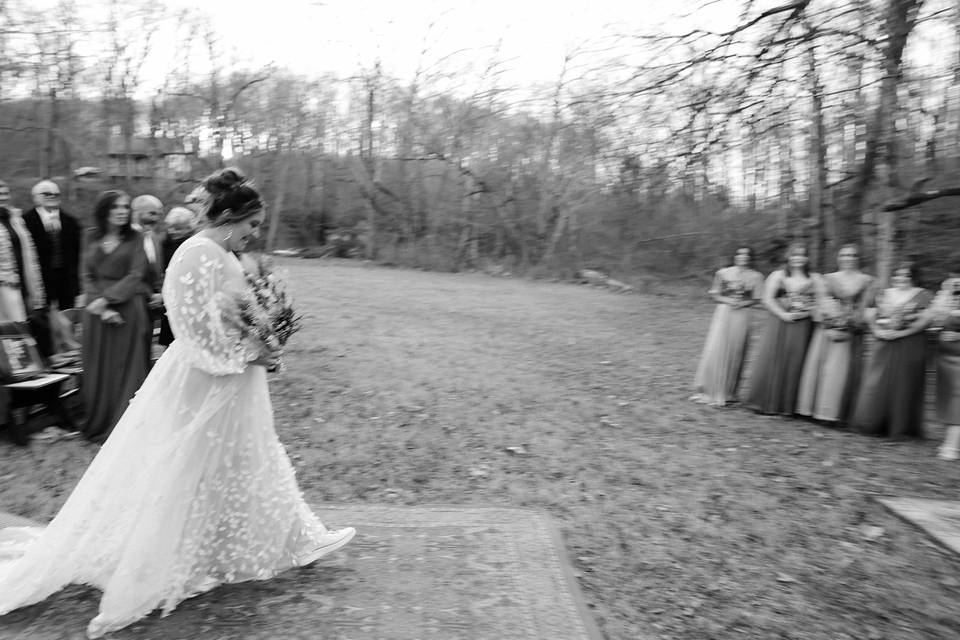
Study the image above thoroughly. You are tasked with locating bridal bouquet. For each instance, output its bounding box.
[238,253,302,370]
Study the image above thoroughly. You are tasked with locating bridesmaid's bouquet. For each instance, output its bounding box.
[875,295,919,331]
[821,296,855,341]
[721,278,749,302]
[780,287,815,313]
[238,253,302,370]
[929,288,960,332]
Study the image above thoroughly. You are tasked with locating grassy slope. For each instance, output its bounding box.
[2,259,959,640]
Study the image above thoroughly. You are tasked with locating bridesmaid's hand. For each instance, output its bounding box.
[942,330,960,342]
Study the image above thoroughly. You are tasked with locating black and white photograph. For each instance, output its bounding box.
[1,0,959,639]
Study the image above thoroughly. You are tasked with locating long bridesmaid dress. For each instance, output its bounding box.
[693,265,764,406]
[796,272,874,424]
[850,287,933,438]
[745,271,816,415]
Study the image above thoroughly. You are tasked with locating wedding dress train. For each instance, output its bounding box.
[0,236,353,637]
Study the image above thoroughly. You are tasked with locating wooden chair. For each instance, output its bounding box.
[0,321,78,446]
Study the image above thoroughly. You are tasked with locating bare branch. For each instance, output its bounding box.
[884,178,960,211]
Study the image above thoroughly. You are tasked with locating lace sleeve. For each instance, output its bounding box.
[162,240,248,376]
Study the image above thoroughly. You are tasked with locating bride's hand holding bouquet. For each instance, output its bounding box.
[236,253,302,371]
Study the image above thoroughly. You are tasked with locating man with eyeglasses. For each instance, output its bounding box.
[22,180,82,356]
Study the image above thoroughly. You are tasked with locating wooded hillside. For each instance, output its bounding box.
[2,0,958,285]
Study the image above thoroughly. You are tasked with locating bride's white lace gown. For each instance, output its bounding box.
[0,235,353,638]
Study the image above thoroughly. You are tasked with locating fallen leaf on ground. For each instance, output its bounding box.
[859,525,885,542]
[504,445,530,455]
[775,573,797,584]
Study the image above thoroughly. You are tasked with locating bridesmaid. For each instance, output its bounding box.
[928,265,960,459]
[796,244,874,425]
[692,246,764,406]
[745,242,817,415]
[850,263,932,438]
[81,190,151,443]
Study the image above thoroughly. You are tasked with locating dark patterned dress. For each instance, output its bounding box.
[745,272,815,415]
[850,288,932,438]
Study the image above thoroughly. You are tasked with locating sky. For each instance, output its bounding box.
[154,0,735,88]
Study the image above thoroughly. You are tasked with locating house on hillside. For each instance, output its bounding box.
[106,136,194,182]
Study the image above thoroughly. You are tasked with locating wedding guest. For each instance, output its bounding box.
[130,194,165,304]
[157,206,196,346]
[692,246,764,406]
[23,180,81,310]
[0,168,353,638]
[0,180,45,323]
[131,194,166,363]
[0,180,18,216]
[80,190,150,443]
[796,244,875,425]
[927,263,960,459]
[744,242,817,415]
[850,263,932,438]
[22,179,82,356]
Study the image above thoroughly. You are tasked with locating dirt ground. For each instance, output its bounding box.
[2,259,960,640]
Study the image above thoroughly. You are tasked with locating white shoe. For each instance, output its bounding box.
[937,447,959,461]
[295,527,356,566]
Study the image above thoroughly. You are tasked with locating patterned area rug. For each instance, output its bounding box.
[876,497,960,556]
[0,504,603,640]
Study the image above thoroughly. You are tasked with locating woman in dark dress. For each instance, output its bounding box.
[745,243,817,415]
[850,263,932,438]
[81,190,150,443]
[928,264,960,459]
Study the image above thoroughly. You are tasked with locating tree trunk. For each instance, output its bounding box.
[46,88,59,177]
[265,152,293,252]
[777,106,793,237]
[807,46,830,270]
[870,0,924,285]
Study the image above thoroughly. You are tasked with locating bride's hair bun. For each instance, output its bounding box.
[199,167,264,225]
[203,168,247,196]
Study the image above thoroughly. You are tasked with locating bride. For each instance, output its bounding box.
[0,168,355,638]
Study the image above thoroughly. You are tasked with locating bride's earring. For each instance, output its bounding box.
[224,228,233,243]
